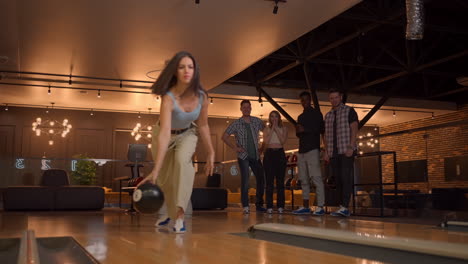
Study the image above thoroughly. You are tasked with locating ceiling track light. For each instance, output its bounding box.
[98,89,101,98]
[269,0,286,15]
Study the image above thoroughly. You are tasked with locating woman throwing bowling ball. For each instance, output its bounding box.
[138,51,215,234]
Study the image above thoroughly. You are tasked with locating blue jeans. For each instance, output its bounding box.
[238,158,265,208]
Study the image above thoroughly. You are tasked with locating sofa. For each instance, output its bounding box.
[3,169,104,211]
[191,188,227,210]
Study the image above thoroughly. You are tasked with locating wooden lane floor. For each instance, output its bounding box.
[1,208,468,263]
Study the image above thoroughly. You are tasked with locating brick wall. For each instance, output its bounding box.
[380,105,468,193]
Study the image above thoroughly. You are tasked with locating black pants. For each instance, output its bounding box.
[330,155,354,208]
[238,158,265,208]
[263,148,287,209]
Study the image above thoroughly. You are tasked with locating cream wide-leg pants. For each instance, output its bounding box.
[151,124,198,219]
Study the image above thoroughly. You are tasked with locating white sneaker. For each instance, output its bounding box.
[278,208,284,214]
[173,218,186,234]
[266,208,273,214]
[243,206,250,214]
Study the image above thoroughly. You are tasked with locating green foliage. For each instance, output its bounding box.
[71,154,97,185]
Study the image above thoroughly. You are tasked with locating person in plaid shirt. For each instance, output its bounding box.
[324,88,358,217]
[222,100,266,214]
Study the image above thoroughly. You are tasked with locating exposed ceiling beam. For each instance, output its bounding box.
[303,62,321,113]
[355,49,468,91]
[256,85,297,125]
[427,86,468,99]
[340,14,468,35]
[259,11,404,83]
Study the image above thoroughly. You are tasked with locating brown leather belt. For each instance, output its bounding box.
[170,123,195,135]
[171,127,190,135]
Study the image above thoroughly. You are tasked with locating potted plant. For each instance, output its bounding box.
[71,154,97,185]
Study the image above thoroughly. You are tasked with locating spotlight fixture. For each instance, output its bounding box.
[90,109,94,116]
[431,112,435,119]
[4,104,8,111]
[273,2,279,14]
[210,97,213,104]
[120,80,123,88]
[138,112,141,119]
[48,85,51,95]
[98,89,101,98]
[393,110,396,118]
[269,0,286,15]
[69,74,72,85]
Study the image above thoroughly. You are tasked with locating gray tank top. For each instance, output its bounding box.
[167,91,204,129]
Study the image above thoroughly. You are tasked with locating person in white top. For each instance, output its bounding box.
[262,111,288,214]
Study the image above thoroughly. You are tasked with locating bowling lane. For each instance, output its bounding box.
[1,209,468,264]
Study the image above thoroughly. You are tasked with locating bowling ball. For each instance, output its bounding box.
[133,182,165,214]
